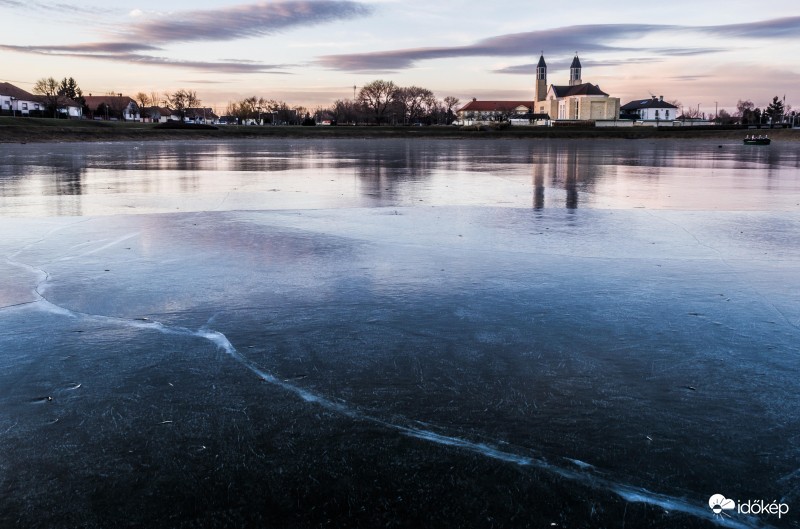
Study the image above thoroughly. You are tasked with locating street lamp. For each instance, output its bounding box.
[9,96,16,117]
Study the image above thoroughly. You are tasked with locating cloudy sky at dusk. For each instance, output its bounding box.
[1,0,799,113]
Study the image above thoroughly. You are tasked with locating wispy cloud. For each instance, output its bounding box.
[128,1,373,44]
[1,42,160,53]
[318,17,800,72]
[0,0,114,15]
[0,1,373,74]
[318,24,660,71]
[0,45,292,74]
[700,16,800,38]
[493,57,663,75]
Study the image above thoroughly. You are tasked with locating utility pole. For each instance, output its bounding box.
[353,85,357,100]
[715,101,718,123]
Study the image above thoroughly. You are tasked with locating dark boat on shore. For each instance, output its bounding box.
[743,136,771,145]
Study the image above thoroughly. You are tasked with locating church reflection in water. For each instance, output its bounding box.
[531,145,601,210]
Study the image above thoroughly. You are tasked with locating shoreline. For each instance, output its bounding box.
[1,117,798,143]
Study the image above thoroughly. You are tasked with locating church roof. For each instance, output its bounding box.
[551,83,608,97]
[457,100,533,112]
[620,98,678,110]
[570,55,582,69]
[537,54,546,68]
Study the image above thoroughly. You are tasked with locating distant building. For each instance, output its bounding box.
[620,96,678,121]
[84,95,140,121]
[534,54,620,121]
[456,99,549,125]
[185,107,219,124]
[456,52,619,125]
[140,106,174,123]
[0,82,82,118]
[0,82,43,116]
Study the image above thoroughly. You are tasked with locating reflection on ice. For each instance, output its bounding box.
[1,140,799,528]
[2,139,800,217]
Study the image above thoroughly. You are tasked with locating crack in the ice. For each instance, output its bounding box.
[19,308,770,526]
[2,249,774,529]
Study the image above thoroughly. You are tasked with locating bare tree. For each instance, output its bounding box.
[735,99,757,124]
[167,89,201,122]
[735,99,754,117]
[33,77,61,117]
[358,80,398,125]
[135,92,150,109]
[443,96,460,123]
[405,86,436,124]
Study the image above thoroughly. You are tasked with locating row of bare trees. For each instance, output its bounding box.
[324,80,459,125]
[224,97,305,125]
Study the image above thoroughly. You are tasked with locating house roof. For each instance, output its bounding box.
[0,82,81,107]
[83,95,137,110]
[620,98,678,110]
[551,83,608,97]
[143,106,173,115]
[0,82,37,100]
[458,100,533,113]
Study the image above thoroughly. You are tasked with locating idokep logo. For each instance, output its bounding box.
[709,494,736,518]
[709,494,790,520]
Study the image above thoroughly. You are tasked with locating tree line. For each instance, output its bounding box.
[327,80,460,125]
[222,81,461,126]
[26,75,794,127]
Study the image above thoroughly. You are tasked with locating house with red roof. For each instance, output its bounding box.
[456,99,550,125]
[0,82,82,118]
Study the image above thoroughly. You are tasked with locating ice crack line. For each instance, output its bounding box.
[4,257,772,529]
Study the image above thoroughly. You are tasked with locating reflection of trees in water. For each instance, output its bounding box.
[353,143,441,201]
[353,140,536,202]
[0,152,87,197]
[55,166,84,196]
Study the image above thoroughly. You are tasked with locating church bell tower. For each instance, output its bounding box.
[535,53,547,104]
[569,53,582,86]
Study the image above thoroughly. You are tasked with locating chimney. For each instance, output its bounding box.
[473,98,477,101]
[659,95,664,101]
[652,95,657,100]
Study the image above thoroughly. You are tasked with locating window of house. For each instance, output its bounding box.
[666,110,670,119]
[22,103,28,110]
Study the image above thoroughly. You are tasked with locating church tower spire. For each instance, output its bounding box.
[569,53,582,86]
[534,52,547,104]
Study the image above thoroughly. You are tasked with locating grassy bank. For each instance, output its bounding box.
[1,116,798,143]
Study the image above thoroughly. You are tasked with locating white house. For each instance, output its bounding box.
[141,106,179,123]
[0,82,44,116]
[620,96,678,122]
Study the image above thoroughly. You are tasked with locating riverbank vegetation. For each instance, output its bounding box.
[1,116,798,143]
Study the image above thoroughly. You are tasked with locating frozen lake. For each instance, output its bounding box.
[1,139,799,528]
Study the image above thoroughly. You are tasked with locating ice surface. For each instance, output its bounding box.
[1,139,799,528]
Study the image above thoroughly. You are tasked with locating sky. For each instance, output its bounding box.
[1,0,799,114]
